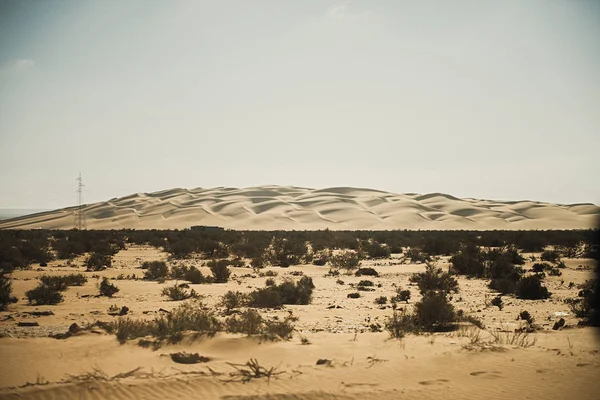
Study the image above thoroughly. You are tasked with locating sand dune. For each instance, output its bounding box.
[1,186,598,230]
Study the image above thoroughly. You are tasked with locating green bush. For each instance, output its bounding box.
[142,261,169,281]
[207,259,231,283]
[99,277,120,297]
[1,274,18,310]
[26,284,64,305]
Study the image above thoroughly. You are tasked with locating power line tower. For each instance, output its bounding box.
[74,173,87,230]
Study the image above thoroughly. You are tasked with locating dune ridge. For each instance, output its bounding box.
[1,186,598,230]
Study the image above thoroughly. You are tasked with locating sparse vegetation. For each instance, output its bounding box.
[329,251,361,271]
[99,278,120,297]
[86,252,112,271]
[207,259,231,283]
[396,289,411,303]
[0,274,17,310]
[161,284,199,301]
[39,274,87,290]
[248,277,315,308]
[491,296,504,310]
[26,284,64,305]
[374,296,387,305]
[347,292,360,299]
[220,291,250,313]
[410,262,458,295]
[515,275,550,300]
[355,267,378,277]
[142,261,169,281]
[107,301,221,344]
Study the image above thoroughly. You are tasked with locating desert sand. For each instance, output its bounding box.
[1,245,598,399]
[1,186,598,230]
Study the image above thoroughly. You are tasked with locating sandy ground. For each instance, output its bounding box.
[1,245,599,399]
[1,186,598,230]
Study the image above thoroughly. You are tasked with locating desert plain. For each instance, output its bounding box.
[1,241,598,400]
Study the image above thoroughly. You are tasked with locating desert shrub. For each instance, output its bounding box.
[396,289,411,303]
[0,274,17,310]
[548,267,562,276]
[515,275,550,300]
[262,317,295,341]
[329,251,361,270]
[357,280,374,287]
[541,250,560,263]
[265,237,309,267]
[226,309,263,335]
[142,261,169,281]
[185,266,208,284]
[161,284,198,301]
[457,313,485,329]
[491,296,503,310]
[265,278,276,286]
[225,309,295,341]
[410,262,459,295]
[506,246,526,265]
[347,292,360,299]
[519,310,534,325]
[355,267,378,277]
[85,252,112,271]
[312,251,329,266]
[449,242,485,278]
[39,274,87,290]
[405,247,430,263]
[221,291,250,312]
[207,259,231,283]
[414,291,456,331]
[361,240,390,259]
[565,280,598,325]
[26,284,64,305]
[385,309,417,339]
[170,264,189,279]
[99,277,120,297]
[532,263,551,273]
[336,279,344,285]
[259,270,278,277]
[230,258,245,268]
[374,296,387,305]
[249,276,314,308]
[111,301,221,343]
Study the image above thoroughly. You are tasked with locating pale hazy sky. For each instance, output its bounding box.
[0,0,598,209]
